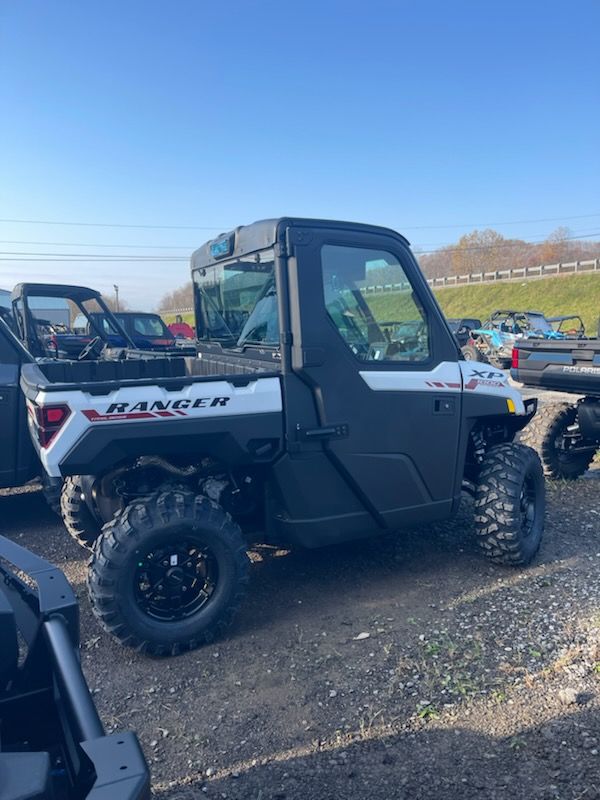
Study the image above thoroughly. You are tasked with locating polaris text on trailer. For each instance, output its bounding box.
[21,218,545,655]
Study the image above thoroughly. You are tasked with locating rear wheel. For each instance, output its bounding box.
[519,403,596,480]
[474,443,545,565]
[41,475,62,515]
[61,477,103,549]
[87,489,250,656]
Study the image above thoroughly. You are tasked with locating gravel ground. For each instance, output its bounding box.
[2,465,600,800]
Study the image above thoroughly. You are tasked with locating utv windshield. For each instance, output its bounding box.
[193,249,279,348]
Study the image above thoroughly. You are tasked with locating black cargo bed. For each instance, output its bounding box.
[512,339,600,395]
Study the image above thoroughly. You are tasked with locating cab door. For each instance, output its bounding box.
[286,224,463,529]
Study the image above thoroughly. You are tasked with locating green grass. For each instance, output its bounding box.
[161,273,600,334]
[370,273,600,333]
[162,311,195,326]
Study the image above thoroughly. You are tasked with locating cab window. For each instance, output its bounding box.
[320,244,430,363]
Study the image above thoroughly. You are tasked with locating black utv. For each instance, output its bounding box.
[21,218,545,656]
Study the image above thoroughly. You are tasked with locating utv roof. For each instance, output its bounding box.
[191,217,411,270]
[11,283,102,302]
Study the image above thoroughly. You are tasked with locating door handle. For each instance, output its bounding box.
[433,397,456,415]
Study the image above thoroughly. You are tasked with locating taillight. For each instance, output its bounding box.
[511,347,520,370]
[32,403,71,448]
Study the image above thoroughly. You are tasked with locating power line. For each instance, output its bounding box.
[416,226,600,249]
[0,218,229,231]
[2,223,599,251]
[402,212,600,230]
[0,233,598,262]
[0,239,195,250]
[0,251,187,260]
[1,212,600,232]
[415,231,600,255]
[0,257,188,262]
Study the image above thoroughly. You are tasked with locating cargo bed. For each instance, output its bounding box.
[512,338,600,396]
[20,345,283,479]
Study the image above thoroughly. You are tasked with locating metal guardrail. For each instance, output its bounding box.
[161,258,600,313]
[404,258,598,293]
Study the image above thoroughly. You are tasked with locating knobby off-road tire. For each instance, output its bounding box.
[474,443,545,565]
[461,343,484,362]
[61,477,103,549]
[41,475,62,515]
[87,489,250,656]
[519,403,595,480]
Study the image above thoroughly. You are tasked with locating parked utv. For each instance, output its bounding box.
[84,311,196,355]
[513,337,600,479]
[0,534,150,799]
[22,218,545,656]
[463,310,585,368]
[10,283,195,360]
[446,317,482,349]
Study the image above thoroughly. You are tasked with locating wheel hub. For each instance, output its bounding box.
[166,566,185,586]
[134,539,218,622]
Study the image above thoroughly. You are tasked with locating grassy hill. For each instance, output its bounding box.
[162,273,600,335]
[370,273,600,334]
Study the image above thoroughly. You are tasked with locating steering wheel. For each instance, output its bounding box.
[78,336,104,361]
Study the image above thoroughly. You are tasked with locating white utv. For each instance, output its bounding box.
[21,218,544,655]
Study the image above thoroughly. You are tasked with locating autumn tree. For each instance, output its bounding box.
[157,281,194,311]
[103,293,130,313]
[538,227,572,264]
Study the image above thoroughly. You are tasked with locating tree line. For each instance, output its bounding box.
[417,226,599,281]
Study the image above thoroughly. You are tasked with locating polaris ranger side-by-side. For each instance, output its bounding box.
[22,218,544,656]
[513,337,600,479]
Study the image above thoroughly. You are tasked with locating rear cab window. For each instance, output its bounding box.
[193,249,279,353]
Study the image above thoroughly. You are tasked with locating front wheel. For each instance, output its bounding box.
[474,443,545,565]
[87,490,250,656]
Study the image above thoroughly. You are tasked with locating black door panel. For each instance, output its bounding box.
[287,226,462,528]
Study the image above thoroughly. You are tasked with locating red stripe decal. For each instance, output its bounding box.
[82,410,155,422]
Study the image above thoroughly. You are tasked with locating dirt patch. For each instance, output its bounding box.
[2,469,600,800]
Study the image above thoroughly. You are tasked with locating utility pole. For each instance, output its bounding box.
[113,284,120,311]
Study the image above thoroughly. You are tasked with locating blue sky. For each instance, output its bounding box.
[1,0,599,308]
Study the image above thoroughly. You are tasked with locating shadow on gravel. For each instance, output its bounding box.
[159,706,600,800]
